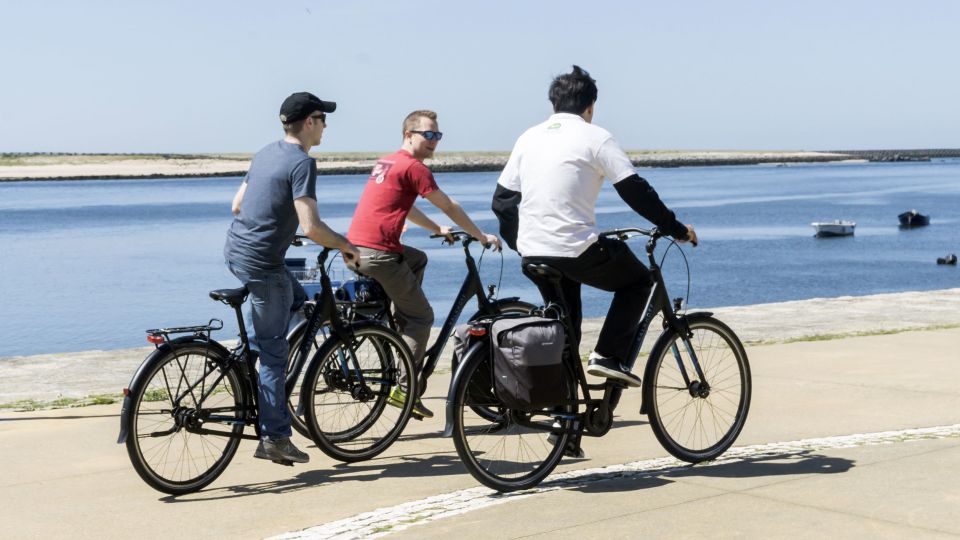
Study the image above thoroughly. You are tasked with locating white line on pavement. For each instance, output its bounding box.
[267,424,960,540]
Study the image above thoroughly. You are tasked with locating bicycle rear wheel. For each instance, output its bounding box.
[644,314,751,463]
[302,324,416,462]
[451,342,572,492]
[124,343,247,495]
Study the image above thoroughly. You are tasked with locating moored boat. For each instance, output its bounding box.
[898,209,930,228]
[812,220,856,238]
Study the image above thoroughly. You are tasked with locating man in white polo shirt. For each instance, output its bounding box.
[492,65,697,386]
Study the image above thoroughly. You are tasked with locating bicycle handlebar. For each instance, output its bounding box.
[429,230,471,241]
[600,227,698,247]
[599,227,658,240]
[429,230,497,250]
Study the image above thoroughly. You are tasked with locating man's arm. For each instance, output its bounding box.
[406,205,441,233]
[231,182,247,215]
[423,190,501,250]
[293,197,361,264]
[407,205,454,242]
[613,174,697,243]
[491,183,521,252]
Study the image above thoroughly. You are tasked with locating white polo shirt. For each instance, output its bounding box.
[497,113,636,257]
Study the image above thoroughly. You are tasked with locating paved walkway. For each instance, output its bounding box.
[1,299,959,538]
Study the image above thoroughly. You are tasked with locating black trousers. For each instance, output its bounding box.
[522,237,653,364]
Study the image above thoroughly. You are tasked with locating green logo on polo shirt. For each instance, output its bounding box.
[548,123,561,129]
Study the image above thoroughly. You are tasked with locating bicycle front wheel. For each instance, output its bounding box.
[452,342,572,492]
[286,318,328,438]
[644,314,751,463]
[124,343,247,495]
[302,324,416,462]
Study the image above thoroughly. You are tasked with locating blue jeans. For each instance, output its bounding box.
[227,261,307,439]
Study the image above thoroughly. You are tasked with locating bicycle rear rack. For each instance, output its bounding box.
[145,319,224,346]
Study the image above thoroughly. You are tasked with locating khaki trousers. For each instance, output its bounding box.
[355,245,434,369]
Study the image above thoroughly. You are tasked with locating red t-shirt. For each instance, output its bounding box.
[347,149,439,253]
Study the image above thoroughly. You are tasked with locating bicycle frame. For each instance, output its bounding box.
[418,235,520,393]
[624,231,712,402]
[291,248,386,402]
[510,228,713,438]
[117,307,261,444]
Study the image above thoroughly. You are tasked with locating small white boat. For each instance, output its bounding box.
[812,220,856,237]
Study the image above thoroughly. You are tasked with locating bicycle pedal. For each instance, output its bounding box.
[272,459,295,467]
[411,412,425,421]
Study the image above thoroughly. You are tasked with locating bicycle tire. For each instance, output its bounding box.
[643,314,751,463]
[286,322,328,438]
[451,342,572,492]
[302,323,417,462]
[124,343,247,495]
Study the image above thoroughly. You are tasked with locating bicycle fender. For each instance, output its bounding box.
[117,336,232,444]
[442,341,489,438]
[286,318,308,342]
[639,311,714,416]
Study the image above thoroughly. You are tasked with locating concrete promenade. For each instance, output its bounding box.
[1,289,960,539]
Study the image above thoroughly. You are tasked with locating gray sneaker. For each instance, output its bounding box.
[254,437,310,465]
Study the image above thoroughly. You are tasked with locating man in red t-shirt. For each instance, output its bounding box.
[347,109,500,418]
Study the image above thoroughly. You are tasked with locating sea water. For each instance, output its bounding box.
[0,159,957,356]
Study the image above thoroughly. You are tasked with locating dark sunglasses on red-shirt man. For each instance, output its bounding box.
[410,130,443,141]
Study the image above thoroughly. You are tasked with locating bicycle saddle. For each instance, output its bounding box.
[523,263,564,282]
[209,287,249,307]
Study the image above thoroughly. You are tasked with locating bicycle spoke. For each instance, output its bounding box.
[648,318,750,463]
[126,347,244,494]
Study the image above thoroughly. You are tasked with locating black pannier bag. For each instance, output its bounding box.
[451,322,497,405]
[490,315,566,411]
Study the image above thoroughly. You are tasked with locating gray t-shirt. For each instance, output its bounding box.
[224,140,317,271]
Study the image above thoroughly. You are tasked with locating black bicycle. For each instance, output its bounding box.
[284,237,389,439]
[415,231,535,410]
[287,230,534,429]
[117,248,415,494]
[447,227,752,492]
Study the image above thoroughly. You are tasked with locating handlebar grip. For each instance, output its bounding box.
[429,230,468,239]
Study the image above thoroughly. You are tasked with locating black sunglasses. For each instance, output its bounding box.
[309,113,326,124]
[410,130,443,141]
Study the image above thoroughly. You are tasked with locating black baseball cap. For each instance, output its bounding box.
[279,92,337,123]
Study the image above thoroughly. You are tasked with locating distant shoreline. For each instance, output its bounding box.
[1,149,958,182]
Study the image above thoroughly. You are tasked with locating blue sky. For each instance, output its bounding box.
[1,0,957,153]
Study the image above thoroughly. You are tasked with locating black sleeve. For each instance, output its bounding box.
[613,174,689,240]
[491,183,522,252]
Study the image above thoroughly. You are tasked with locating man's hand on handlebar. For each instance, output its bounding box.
[678,224,698,247]
[437,225,456,245]
[481,233,502,252]
[340,241,361,269]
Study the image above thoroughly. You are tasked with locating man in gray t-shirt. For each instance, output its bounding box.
[224,92,360,465]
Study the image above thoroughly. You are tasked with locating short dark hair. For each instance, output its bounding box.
[548,65,597,114]
[282,118,307,134]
